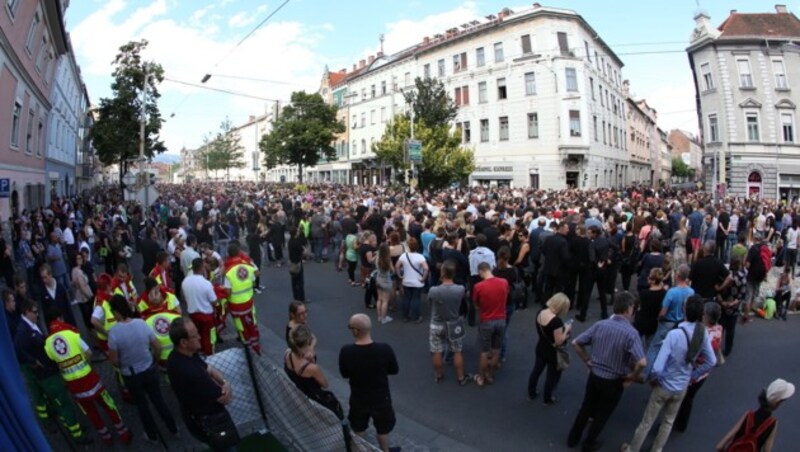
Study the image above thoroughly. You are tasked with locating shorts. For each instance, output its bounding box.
[348,401,396,435]
[690,238,701,252]
[478,319,505,353]
[429,322,463,354]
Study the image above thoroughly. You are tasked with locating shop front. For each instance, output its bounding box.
[779,173,800,204]
[470,164,515,188]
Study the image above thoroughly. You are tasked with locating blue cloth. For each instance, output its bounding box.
[0,305,51,451]
[46,243,67,277]
[420,232,435,260]
[662,286,694,322]
[574,315,645,380]
[688,211,704,239]
[651,322,716,393]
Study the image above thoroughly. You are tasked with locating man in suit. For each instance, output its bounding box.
[541,221,570,303]
[14,301,90,443]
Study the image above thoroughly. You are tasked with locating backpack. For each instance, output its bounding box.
[725,411,775,452]
[759,244,772,273]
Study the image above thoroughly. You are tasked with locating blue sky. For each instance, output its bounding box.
[65,0,781,157]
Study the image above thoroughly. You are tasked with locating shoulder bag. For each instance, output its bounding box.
[537,312,570,371]
[197,410,240,450]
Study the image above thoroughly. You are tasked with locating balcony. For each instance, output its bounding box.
[559,144,588,160]
[78,163,93,179]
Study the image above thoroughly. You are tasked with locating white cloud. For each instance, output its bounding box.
[227,11,254,28]
[71,0,328,153]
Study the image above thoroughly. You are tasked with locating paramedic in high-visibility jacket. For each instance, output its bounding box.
[223,242,260,354]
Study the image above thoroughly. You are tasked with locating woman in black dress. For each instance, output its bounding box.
[527,293,571,406]
[634,268,666,346]
[284,325,342,419]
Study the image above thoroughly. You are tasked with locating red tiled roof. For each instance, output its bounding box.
[718,12,800,38]
[329,71,347,87]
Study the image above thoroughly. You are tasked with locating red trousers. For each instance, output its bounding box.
[75,388,130,444]
[190,312,217,356]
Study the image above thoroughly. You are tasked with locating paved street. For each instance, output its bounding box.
[256,260,800,451]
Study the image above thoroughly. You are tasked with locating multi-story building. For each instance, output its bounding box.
[0,0,68,218]
[307,67,353,183]
[659,128,672,182]
[688,5,800,200]
[321,4,630,189]
[76,91,96,193]
[668,129,703,180]
[229,113,273,182]
[46,35,83,202]
[625,90,655,184]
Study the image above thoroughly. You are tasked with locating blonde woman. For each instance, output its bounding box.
[374,244,395,324]
[672,217,689,271]
[527,293,572,406]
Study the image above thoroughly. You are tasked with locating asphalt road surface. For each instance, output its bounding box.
[255,260,800,452]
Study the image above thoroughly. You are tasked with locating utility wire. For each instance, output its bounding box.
[210,0,292,70]
[207,74,301,86]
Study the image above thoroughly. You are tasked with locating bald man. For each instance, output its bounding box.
[339,314,399,452]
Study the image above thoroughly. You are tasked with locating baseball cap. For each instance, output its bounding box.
[767,379,795,405]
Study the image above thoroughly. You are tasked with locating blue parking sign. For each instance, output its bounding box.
[0,178,9,198]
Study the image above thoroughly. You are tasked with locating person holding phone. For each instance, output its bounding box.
[527,293,571,406]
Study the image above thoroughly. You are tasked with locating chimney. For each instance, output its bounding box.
[368,55,375,64]
[730,9,737,15]
[359,59,366,68]
[340,68,346,74]
[248,115,256,122]
[377,51,383,57]
[423,36,430,45]
[776,4,788,13]
[352,64,357,71]
[532,2,541,8]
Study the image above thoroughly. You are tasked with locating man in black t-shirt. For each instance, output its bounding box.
[339,314,399,452]
[167,318,237,449]
[689,241,732,300]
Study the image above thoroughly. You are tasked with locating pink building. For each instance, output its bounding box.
[0,0,67,219]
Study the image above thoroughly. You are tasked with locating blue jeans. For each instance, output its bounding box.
[726,233,737,263]
[312,238,325,262]
[402,286,423,321]
[500,304,515,359]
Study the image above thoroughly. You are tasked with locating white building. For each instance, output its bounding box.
[688,5,800,200]
[45,37,83,202]
[319,4,630,189]
[229,113,273,182]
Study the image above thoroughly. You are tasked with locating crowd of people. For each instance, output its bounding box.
[3,180,798,452]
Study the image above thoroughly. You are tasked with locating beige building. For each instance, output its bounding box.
[668,129,703,180]
[625,91,654,184]
[688,5,800,200]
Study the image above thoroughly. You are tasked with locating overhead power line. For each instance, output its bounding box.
[209,0,292,71]
[207,74,301,86]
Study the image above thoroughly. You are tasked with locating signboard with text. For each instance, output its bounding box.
[407,139,422,162]
[0,178,9,198]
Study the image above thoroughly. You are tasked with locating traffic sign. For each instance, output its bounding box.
[408,139,422,162]
[0,178,9,198]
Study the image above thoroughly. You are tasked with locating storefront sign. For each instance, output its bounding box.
[475,166,513,173]
[0,178,8,198]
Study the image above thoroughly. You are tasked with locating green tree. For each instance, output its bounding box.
[372,114,474,190]
[671,156,690,178]
[259,91,345,183]
[91,40,166,186]
[212,117,245,180]
[402,77,457,125]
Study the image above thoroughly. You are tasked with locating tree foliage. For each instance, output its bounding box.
[372,114,474,190]
[671,156,690,178]
[91,40,166,184]
[200,118,245,180]
[402,77,457,126]
[259,91,345,183]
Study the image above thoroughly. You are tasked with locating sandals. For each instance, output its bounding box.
[458,374,472,386]
[473,374,485,387]
[434,374,444,384]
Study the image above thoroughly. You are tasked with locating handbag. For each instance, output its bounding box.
[198,410,240,450]
[537,312,570,371]
[289,262,301,274]
[510,268,527,307]
[445,317,465,340]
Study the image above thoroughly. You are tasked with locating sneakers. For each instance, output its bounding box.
[254,287,263,295]
[383,316,393,324]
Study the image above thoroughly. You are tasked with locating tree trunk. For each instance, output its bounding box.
[297,163,303,184]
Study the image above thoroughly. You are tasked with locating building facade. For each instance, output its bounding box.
[230,113,272,182]
[668,129,703,180]
[317,4,631,189]
[0,0,68,218]
[625,93,655,184]
[45,36,83,203]
[306,67,352,183]
[688,5,800,200]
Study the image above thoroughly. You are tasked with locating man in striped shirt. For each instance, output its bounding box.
[567,291,646,451]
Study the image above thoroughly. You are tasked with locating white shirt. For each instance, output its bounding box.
[182,274,217,314]
[21,315,42,335]
[180,246,201,276]
[787,227,799,250]
[397,252,427,288]
[62,227,75,246]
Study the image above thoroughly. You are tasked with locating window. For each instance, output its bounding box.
[599,86,604,106]
[602,120,606,144]
[565,68,578,92]
[423,64,430,79]
[476,47,485,67]
[437,59,445,77]
[527,113,539,138]
[461,85,469,105]
[585,41,591,61]
[381,80,386,95]
[557,32,569,56]
[593,116,598,141]
[480,119,489,142]
[698,62,714,91]
[613,126,618,147]
[404,72,410,86]
[370,85,375,98]
[352,140,357,155]
[25,109,34,153]
[494,42,504,63]
[463,121,471,143]
[453,52,467,72]
[36,33,48,72]
[25,11,39,53]
[352,114,357,129]
[478,82,487,103]
[737,59,753,88]
[497,78,507,100]
[569,110,581,137]
[520,34,532,54]
[362,139,366,154]
[708,114,719,142]
[782,113,794,143]
[360,112,365,127]
[523,72,536,95]
[361,88,366,100]
[499,116,509,141]
[10,101,20,148]
[773,60,788,89]
[380,107,386,123]
[370,109,376,124]
[594,51,600,69]
[590,77,595,99]
[745,112,759,141]
[36,121,43,157]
